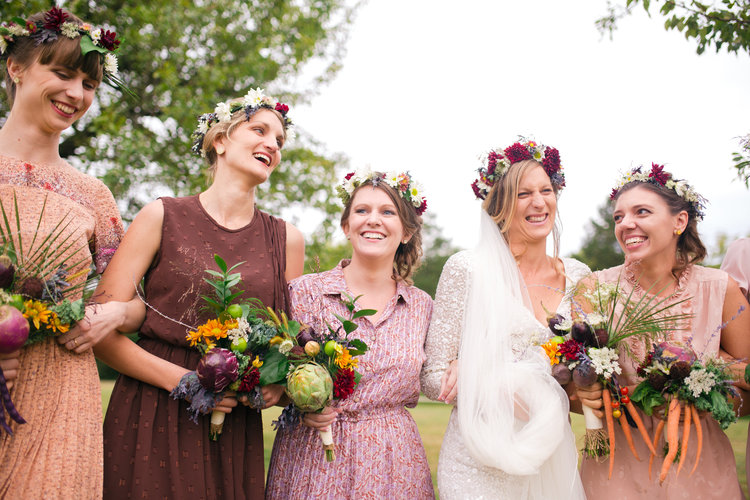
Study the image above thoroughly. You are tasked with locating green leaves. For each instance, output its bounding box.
[631,382,666,415]
[201,254,245,315]
[258,348,290,385]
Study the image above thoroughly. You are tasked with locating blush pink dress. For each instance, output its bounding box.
[581,264,743,499]
[265,261,435,499]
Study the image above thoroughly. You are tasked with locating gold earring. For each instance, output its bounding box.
[674,229,682,236]
[12,76,19,84]
[215,146,225,155]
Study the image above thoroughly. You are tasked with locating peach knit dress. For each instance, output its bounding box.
[0,155,124,499]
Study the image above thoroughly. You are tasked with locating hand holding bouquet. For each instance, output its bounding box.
[632,341,738,483]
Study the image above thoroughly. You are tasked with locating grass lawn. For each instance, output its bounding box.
[101,381,748,497]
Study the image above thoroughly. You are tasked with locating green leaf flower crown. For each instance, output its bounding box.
[0,7,129,95]
[191,88,293,158]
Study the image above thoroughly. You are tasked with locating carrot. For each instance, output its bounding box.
[619,411,640,460]
[659,398,681,484]
[650,418,665,481]
[690,404,702,476]
[625,400,657,456]
[602,389,616,479]
[676,401,692,476]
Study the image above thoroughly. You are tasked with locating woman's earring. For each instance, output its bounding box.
[674,229,682,236]
[12,76,19,84]
[215,146,225,155]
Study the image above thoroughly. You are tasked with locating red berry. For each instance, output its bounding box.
[620,387,629,396]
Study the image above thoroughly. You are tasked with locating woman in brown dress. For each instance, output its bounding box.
[0,8,137,498]
[94,90,304,499]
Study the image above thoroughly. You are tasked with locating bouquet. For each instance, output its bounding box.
[632,341,738,482]
[0,192,90,435]
[540,278,690,477]
[276,292,372,461]
[170,255,296,440]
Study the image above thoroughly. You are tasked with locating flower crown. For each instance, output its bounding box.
[0,7,129,95]
[610,163,707,220]
[191,87,293,158]
[471,136,565,200]
[337,169,427,215]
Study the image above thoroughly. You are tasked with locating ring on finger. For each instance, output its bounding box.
[73,338,78,347]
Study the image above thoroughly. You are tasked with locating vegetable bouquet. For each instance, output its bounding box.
[632,341,738,483]
[170,255,297,440]
[541,278,690,477]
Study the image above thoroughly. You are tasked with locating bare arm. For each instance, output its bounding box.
[285,222,305,281]
[719,277,750,361]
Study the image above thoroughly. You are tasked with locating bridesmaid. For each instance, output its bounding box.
[266,169,434,499]
[0,8,135,498]
[93,89,304,499]
[578,164,750,499]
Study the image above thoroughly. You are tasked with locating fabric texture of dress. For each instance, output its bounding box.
[0,155,123,499]
[265,260,435,499]
[103,195,288,500]
[581,263,743,499]
[421,251,589,500]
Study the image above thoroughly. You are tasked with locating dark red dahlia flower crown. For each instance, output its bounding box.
[471,136,565,200]
[610,163,706,220]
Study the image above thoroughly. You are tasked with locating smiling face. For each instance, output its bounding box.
[341,185,408,264]
[613,184,688,265]
[214,108,285,185]
[505,164,557,245]
[9,60,98,133]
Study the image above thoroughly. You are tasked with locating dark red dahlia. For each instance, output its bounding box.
[648,163,670,186]
[99,30,120,51]
[486,151,500,174]
[471,180,482,199]
[26,21,37,33]
[275,102,289,115]
[333,369,355,400]
[558,339,584,362]
[344,172,355,181]
[43,7,68,31]
[416,199,427,216]
[238,368,260,392]
[609,188,619,200]
[504,143,532,165]
[542,147,561,175]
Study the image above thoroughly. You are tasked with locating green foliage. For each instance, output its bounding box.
[571,197,623,271]
[732,133,750,188]
[413,212,461,298]
[0,1,358,244]
[201,255,244,314]
[597,0,750,55]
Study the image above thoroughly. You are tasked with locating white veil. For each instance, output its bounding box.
[456,210,583,498]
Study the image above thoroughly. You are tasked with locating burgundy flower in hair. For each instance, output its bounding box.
[648,163,670,186]
[43,7,68,31]
[275,102,289,115]
[471,180,482,199]
[609,188,618,200]
[542,147,561,176]
[344,172,355,181]
[486,151,500,175]
[504,143,532,165]
[416,199,427,216]
[99,30,121,51]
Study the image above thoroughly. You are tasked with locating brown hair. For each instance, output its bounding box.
[482,159,562,258]
[614,181,706,276]
[3,10,104,106]
[340,180,424,283]
[201,102,288,174]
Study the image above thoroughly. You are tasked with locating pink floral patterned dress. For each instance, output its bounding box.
[265,261,435,499]
[0,155,123,499]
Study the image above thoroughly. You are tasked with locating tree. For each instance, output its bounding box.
[413,213,460,298]
[596,0,750,55]
[732,133,750,188]
[571,197,623,271]
[1,0,359,241]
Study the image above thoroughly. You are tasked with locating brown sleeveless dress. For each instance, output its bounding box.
[103,195,289,500]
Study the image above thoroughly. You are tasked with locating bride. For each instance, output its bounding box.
[421,138,587,499]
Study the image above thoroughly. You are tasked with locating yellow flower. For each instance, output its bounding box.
[23,300,51,330]
[269,336,284,345]
[335,348,358,370]
[186,329,202,347]
[196,318,229,340]
[252,355,264,368]
[47,312,69,334]
[541,339,561,366]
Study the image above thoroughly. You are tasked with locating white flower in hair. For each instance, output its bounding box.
[61,22,79,39]
[91,28,101,44]
[7,24,29,37]
[104,53,118,76]
[215,101,232,123]
[285,127,296,143]
[243,87,265,106]
[0,38,7,55]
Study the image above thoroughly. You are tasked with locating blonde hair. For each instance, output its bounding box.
[482,159,561,258]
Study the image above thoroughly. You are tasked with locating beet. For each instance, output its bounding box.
[593,328,609,347]
[551,363,572,385]
[573,361,597,387]
[570,320,594,346]
[0,305,29,354]
[18,277,44,300]
[0,256,14,290]
[547,313,564,335]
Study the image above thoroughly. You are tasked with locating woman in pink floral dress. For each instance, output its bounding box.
[266,170,434,499]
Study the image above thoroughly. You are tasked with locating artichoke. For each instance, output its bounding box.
[286,363,333,412]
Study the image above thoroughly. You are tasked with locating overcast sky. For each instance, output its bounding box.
[288,0,750,261]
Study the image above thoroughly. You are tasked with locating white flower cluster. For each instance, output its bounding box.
[685,367,717,398]
[104,53,118,76]
[555,318,573,332]
[588,346,622,380]
[585,312,606,327]
[583,281,621,310]
[611,166,706,219]
[61,21,79,39]
[226,317,250,344]
[337,168,427,213]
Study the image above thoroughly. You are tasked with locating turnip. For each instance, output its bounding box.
[0,304,29,354]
